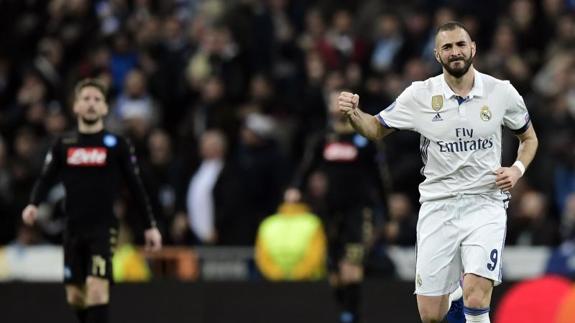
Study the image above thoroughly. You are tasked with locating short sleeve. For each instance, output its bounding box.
[503,83,530,134]
[377,85,415,131]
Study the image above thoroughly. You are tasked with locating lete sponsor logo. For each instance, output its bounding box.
[323,142,358,162]
[67,147,107,166]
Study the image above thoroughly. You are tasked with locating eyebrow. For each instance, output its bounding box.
[441,40,467,48]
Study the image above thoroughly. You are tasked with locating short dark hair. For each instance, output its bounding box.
[74,78,108,101]
[435,21,472,39]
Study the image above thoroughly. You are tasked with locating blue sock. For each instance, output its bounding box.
[446,297,465,323]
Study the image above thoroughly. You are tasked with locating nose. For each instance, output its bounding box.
[449,49,461,59]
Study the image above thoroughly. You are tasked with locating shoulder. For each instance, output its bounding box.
[407,75,442,94]
[476,71,515,94]
[405,79,430,93]
[57,131,79,146]
[396,76,437,104]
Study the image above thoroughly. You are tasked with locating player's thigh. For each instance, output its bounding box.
[416,294,451,322]
[341,206,364,263]
[86,227,117,282]
[415,200,462,296]
[326,207,363,273]
[461,198,506,285]
[63,232,88,285]
[341,206,365,281]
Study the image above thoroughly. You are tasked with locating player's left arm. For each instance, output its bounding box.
[118,137,162,251]
[495,124,538,191]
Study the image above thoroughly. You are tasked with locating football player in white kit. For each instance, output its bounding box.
[337,21,538,323]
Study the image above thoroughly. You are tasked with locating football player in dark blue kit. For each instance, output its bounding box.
[22,79,162,323]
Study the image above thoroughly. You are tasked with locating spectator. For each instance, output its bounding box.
[380,193,417,246]
[113,68,158,152]
[140,129,179,241]
[235,112,287,245]
[370,13,404,73]
[177,129,242,245]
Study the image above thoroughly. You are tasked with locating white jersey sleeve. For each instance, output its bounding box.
[377,86,416,131]
[503,83,530,134]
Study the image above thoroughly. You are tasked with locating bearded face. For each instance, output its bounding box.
[438,49,474,78]
[435,28,476,79]
[73,87,108,126]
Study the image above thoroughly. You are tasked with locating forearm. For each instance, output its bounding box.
[122,159,157,228]
[29,180,49,206]
[30,159,60,205]
[290,134,321,189]
[347,109,391,141]
[516,138,537,169]
[515,125,538,170]
[130,178,157,229]
[121,139,157,228]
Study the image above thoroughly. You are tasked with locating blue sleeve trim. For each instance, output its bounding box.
[511,117,531,135]
[376,114,399,131]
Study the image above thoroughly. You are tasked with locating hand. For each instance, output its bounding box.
[284,187,302,203]
[338,92,360,118]
[22,204,38,226]
[495,166,522,191]
[144,227,162,252]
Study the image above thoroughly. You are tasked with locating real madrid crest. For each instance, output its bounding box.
[431,95,444,112]
[480,106,492,121]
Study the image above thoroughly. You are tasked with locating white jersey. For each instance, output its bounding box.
[377,70,530,202]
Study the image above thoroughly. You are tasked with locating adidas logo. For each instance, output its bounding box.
[432,113,443,122]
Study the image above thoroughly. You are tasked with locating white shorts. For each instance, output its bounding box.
[414,194,507,296]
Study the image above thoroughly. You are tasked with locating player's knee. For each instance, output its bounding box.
[464,288,489,309]
[339,261,363,284]
[463,294,486,309]
[340,244,364,283]
[419,312,444,323]
[464,285,491,308]
[65,287,85,307]
[85,276,110,305]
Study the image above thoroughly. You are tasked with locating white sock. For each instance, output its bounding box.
[449,285,463,303]
[465,311,490,322]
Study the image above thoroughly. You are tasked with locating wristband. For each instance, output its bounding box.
[512,160,525,176]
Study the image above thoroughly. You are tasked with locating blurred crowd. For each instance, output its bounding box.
[0,0,574,253]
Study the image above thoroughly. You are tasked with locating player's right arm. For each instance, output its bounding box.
[338,92,395,141]
[23,140,63,225]
[284,132,323,203]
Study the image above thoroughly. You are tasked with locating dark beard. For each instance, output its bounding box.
[441,55,473,78]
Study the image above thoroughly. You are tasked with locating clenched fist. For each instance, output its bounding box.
[338,92,360,117]
[22,204,38,225]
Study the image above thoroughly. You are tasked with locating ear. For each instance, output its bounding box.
[471,41,477,58]
[72,100,79,116]
[434,48,440,63]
